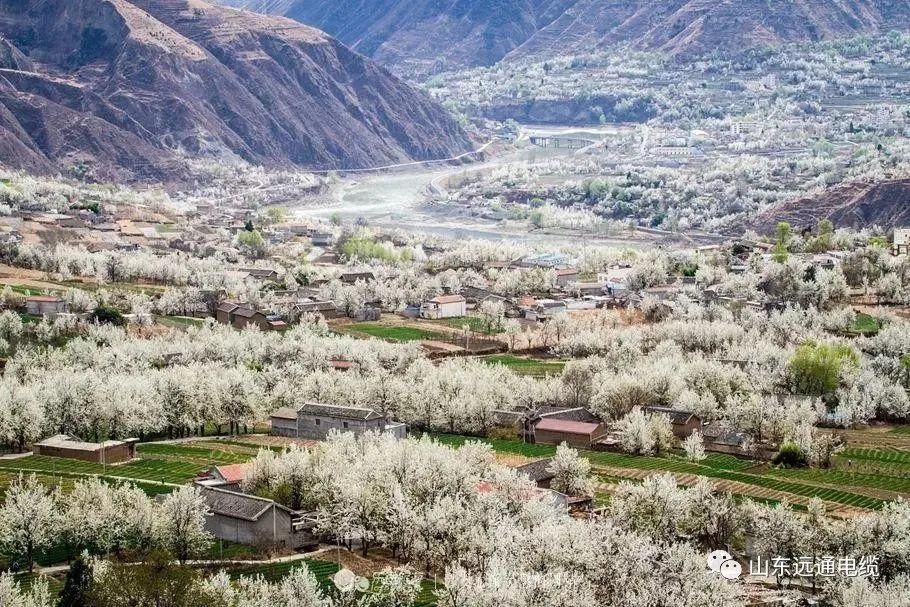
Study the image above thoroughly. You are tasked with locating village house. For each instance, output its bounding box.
[514,458,556,489]
[25,295,68,318]
[420,294,466,319]
[238,267,279,281]
[554,267,579,287]
[532,418,606,449]
[216,302,286,331]
[269,402,407,441]
[894,228,910,256]
[310,232,335,247]
[566,281,606,296]
[34,435,138,464]
[295,299,342,319]
[531,299,567,320]
[340,271,375,284]
[643,406,703,438]
[197,485,318,549]
[522,407,601,437]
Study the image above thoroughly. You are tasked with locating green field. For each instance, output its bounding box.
[0,454,204,486]
[431,434,892,510]
[346,323,444,342]
[137,442,253,464]
[443,315,494,334]
[478,354,566,376]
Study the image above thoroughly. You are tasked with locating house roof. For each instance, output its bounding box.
[271,407,299,420]
[35,434,136,452]
[515,458,555,483]
[341,272,375,280]
[555,267,578,276]
[26,296,63,303]
[217,301,239,313]
[212,463,252,484]
[535,418,602,436]
[298,402,383,421]
[429,294,466,304]
[644,406,700,425]
[201,486,285,521]
[540,407,600,423]
[233,307,262,318]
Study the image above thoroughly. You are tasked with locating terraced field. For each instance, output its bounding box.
[432,433,906,513]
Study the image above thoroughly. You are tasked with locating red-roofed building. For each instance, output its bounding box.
[206,463,253,488]
[533,418,606,449]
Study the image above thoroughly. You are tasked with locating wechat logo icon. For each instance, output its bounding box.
[707,550,742,580]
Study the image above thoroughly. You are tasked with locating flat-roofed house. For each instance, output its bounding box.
[34,435,138,463]
[25,296,67,318]
[420,294,466,319]
[532,418,606,449]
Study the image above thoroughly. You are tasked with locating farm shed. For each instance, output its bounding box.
[34,435,138,464]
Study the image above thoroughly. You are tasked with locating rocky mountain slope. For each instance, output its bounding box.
[749,179,910,233]
[0,0,471,181]
[219,0,910,76]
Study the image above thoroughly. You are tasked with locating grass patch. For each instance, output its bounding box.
[346,323,444,342]
[0,454,203,486]
[442,316,494,334]
[847,313,882,336]
[478,354,565,376]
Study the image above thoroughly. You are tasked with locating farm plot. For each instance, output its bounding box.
[0,453,206,487]
[431,434,885,511]
[137,442,254,465]
[345,323,445,342]
[478,354,566,376]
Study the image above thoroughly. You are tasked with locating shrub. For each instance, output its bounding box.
[773,443,808,468]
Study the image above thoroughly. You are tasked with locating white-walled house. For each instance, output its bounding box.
[420,294,467,319]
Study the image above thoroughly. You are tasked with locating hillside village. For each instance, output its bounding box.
[0,165,908,606]
[0,4,909,606]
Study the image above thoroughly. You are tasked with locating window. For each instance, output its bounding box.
[315,418,320,426]
[343,421,349,429]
